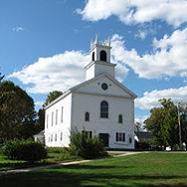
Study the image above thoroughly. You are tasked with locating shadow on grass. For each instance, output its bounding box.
[0,164,187,187]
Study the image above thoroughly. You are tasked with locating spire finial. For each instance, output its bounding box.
[90,38,93,49]
[108,36,111,46]
[95,34,98,44]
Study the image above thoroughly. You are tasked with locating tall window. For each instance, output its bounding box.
[51,134,53,142]
[100,50,107,61]
[61,107,63,123]
[60,132,63,141]
[51,112,54,126]
[55,109,58,125]
[92,52,95,61]
[85,112,90,122]
[116,132,125,142]
[100,101,109,118]
[118,114,123,123]
[55,134,57,141]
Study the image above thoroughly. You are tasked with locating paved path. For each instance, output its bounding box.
[0,151,143,176]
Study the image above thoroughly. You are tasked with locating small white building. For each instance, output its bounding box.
[44,38,137,149]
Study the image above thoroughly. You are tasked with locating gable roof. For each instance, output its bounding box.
[45,73,137,109]
[70,73,137,98]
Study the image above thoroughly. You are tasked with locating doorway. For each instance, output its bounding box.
[99,133,109,147]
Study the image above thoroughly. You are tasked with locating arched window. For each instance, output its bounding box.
[118,114,123,123]
[100,50,107,62]
[92,52,95,61]
[100,101,108,118]
[85,112,90,121]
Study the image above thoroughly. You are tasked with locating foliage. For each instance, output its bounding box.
[179,105,187,150]
[44,91,63,107]
[35,108,45,133]
[46,147,78,162]
[2,140,47,162]
[47,147,69,154]
[0,81,36,142]
[69,131,108,159]
[145,98,179,149]
[0,72,4,83]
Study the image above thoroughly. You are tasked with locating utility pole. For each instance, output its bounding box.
[177,102,182,149]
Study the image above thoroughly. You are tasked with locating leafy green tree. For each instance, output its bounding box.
[44,90,63,107]
[35,108,45,132]
[179,104,187,150]
[0,72,5,83]
[0,81,36,142]
[145,98,179,149]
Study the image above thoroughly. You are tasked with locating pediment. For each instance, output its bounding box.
[71,74,136,99]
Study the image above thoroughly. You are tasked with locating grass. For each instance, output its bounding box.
[1,152,187,186]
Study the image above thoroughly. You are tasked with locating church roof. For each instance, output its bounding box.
[45,73,137,110]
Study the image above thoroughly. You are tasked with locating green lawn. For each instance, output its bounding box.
[1,152,187,186]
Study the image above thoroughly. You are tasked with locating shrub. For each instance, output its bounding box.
[47,147,69,154]
[2,139,47,162]
[47,147,75,161]
[69,131,108,159]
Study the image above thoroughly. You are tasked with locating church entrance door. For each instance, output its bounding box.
[99,133,109,147]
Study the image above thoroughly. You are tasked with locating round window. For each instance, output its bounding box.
[101,83,108,90]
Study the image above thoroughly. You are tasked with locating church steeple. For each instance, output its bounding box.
[90,35,111,63]
[85,37,116,80]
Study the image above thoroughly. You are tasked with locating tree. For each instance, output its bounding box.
[178,104,187,150]
[0,72,5,83]
[44,90,63,107]
[145,98,179,150]
[0,81,36,142]
[35,108,45,133]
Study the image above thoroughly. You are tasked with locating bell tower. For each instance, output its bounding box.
[84,36,116,80]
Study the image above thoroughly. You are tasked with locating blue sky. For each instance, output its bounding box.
[1,0,187,123]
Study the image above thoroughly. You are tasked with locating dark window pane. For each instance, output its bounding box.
[100,50,107,61]
[100,101,109,118]
[85,112,90,121]
[92,52,95,61]
[118,114,123,123]
[116,132,118,142]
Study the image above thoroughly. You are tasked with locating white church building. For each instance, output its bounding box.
[44,38,137,149]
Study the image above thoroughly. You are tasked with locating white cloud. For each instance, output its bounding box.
[78,0,187,27]
[135,86,187,110]
[10,51,90,94]
[135,115,148,123]
[9,28,187,94]
[12,26,25,32]
[9,49,127,94]
[111,28,187,79]
[135,30,147,40]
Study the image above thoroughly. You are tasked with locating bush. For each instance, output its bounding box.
[2,140,47,162]
[47,147,69,154]
[47,147,76,161]
[69,131,108,159]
